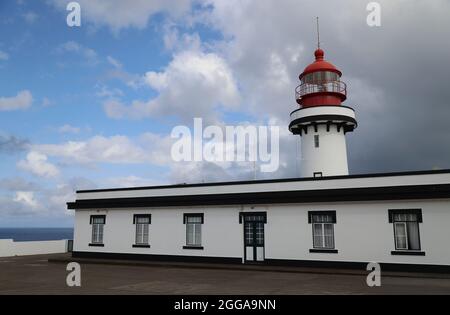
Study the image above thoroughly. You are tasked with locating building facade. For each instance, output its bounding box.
[68,47,450,272]
[69,170,450,271]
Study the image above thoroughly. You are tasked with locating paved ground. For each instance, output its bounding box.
[1,254,450,294]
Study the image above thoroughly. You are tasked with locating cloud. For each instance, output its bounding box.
[101,68,142,89]
[58,124,81,134]
[0,90,33,111]
[163,28,202,52]
[95,84,124,98]
[106,56,122,69]
[100,56,142,90]
[17,151,60,178]
[0,195,39,216]
[104,175,163,188]
[0,50,9,61]
[14,191,39,209]
[174,0,450,174]
[49,0,193,33]
[56,41,98,65]
[0,134,29,154]
[0,177,96,218]
[31,133,173,166]
[0,177,39,191]
[104,50,240,124]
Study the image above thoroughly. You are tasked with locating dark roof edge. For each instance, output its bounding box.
[68,183,450,210]
[76,169,450,194]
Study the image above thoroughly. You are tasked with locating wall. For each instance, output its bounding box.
[73,198,450,266]
[265,199,450,266]
[0,239,69,258]
[74,206,244,259]
[300,124,349,177]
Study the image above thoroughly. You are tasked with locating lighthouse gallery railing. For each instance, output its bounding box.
[295,81,347,101]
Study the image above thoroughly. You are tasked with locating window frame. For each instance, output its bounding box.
[183,213,204,250]
[312,222,335,250]
[89,215,106,247]
[133,214,151,248]
[308,211,338,253]
[389,209,425,255]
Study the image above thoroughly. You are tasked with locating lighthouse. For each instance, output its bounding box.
[289,44,357,177]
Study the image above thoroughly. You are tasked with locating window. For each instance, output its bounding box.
[308,211,337,252]
[389,210,422,252]
[90,215,105,246]
[302,71,339,84]
[133,214,151,247]
[183,214,204,249]
[314,135,320,148]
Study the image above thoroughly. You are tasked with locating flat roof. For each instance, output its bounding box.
[77,169,450,193]
[68,169,450,209]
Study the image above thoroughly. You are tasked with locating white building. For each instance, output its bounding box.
[68,47,450,272]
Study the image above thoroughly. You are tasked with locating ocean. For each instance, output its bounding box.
[0,228,74,242]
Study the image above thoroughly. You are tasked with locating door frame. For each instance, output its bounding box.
[239,212,267,263]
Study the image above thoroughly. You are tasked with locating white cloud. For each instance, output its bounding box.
[107,55,122,69]
[34,136,147,164]
[102,68,142,89]
[14,191,39,209]
[0,50,9,61]
[49,0,193,33]
[95,84,124,98]
[105,175,163,188]
[58,124,81,134]
[32,133,173,166]
[0,90,33,111]
[56,41,98,64]
[0,177,96,218]
[17,151,60,178]
[104,50,240,124]
[163,28,202,52]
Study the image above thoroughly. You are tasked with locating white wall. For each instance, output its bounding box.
[0,239,69,258]
[74,199,450,266]
[265,199,450,266]
[300,124,349,177]
[74,206,244,259]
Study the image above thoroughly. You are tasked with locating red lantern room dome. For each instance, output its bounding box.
[300,49,342,79]
[296,48,347,107]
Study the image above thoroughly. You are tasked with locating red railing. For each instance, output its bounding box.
[295,81,347,101]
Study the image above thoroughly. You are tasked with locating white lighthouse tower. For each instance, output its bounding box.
[289,43,357,178]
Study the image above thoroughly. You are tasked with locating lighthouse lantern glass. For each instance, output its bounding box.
[302,71,339,84]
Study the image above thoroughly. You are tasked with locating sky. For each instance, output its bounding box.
[0,0,449,227]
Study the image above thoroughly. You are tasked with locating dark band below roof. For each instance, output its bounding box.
[68,183,450,210]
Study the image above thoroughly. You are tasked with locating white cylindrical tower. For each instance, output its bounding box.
[289,48,357,177]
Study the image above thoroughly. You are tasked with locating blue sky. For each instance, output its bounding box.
[1,0,450,227]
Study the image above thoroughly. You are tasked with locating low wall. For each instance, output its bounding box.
[0,239,69,257]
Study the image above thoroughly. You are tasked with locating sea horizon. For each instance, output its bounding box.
[0,227,74,242]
